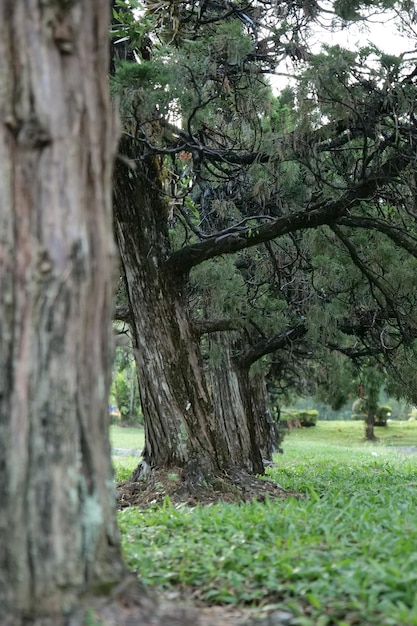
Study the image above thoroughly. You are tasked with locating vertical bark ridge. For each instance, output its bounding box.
[0,1,124,619]
[113,143,230,477]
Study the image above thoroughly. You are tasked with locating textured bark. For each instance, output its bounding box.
[113,142,230,479]
[0,1,124,622]
[365,412,377,441]
[208,331,281,467]
[209,334,264,475]
[249,371,280,460]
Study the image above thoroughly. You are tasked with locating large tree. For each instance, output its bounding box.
[112,0,417,483]
[0,2,127,623]
[112,0,318,481]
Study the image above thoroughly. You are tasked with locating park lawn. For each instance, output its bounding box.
[116,420,417,625]
[110,424,145,450]
[286,418,417,448]
[110,425,144,480]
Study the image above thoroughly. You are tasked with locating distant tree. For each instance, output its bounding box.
[357,366,386,440]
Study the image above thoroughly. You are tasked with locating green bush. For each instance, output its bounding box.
[110,370,142,425]
[297,410,319,427]
[280,409,318,428]
[375,405,392,427]
[351,401,391,426]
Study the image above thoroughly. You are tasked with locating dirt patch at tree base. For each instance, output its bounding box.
[116,467,300,509]
[82,578,296,626]
[1,577,295,626]
[93,595,295,626]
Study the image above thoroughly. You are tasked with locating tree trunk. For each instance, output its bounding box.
[365,411,377,441]
[113,144,231,481]
[361,367,381,442]
[208,333,280,468]
[249,371,280,460]
[0,1,125,622]
[208,334,264,474]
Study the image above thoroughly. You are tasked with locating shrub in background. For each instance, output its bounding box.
[351,399,391,426]
[375,405,392,427]
[280,409,319,429]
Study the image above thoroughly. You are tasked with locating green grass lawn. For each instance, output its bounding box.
[110,424,145,450]
[115,421,417,625]
[110,425,144,480]
[287,419,417,448]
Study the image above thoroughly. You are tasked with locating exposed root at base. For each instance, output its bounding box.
[117,467,299,509]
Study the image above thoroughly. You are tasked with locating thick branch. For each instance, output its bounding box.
[169,149,412,274]
[338,215,417,258]
[150,112,386,166]
[237,324,307,370]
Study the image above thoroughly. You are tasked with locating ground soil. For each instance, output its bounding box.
[116,466,299,509]
[3,581,293,626]
[68,576,295,626]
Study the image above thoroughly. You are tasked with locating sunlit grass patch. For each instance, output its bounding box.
[112,455,138,482]
[283,419,417,448]
[110,425,144,451]
[110,425,143,481]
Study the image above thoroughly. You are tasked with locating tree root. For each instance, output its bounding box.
[117,466,299,509]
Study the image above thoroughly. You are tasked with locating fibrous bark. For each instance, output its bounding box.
[249,370,280,460]
[208,333,264,475]
[0,1,125,622]
[113,142,231,481]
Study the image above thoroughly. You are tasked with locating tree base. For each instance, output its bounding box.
[75,576,200,626]
[2,577,199,626]
[2,577,296,626]
[117,467,299,509]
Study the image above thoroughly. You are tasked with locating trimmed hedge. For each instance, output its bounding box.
[280,409,318,428]
[375,405,392,426]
